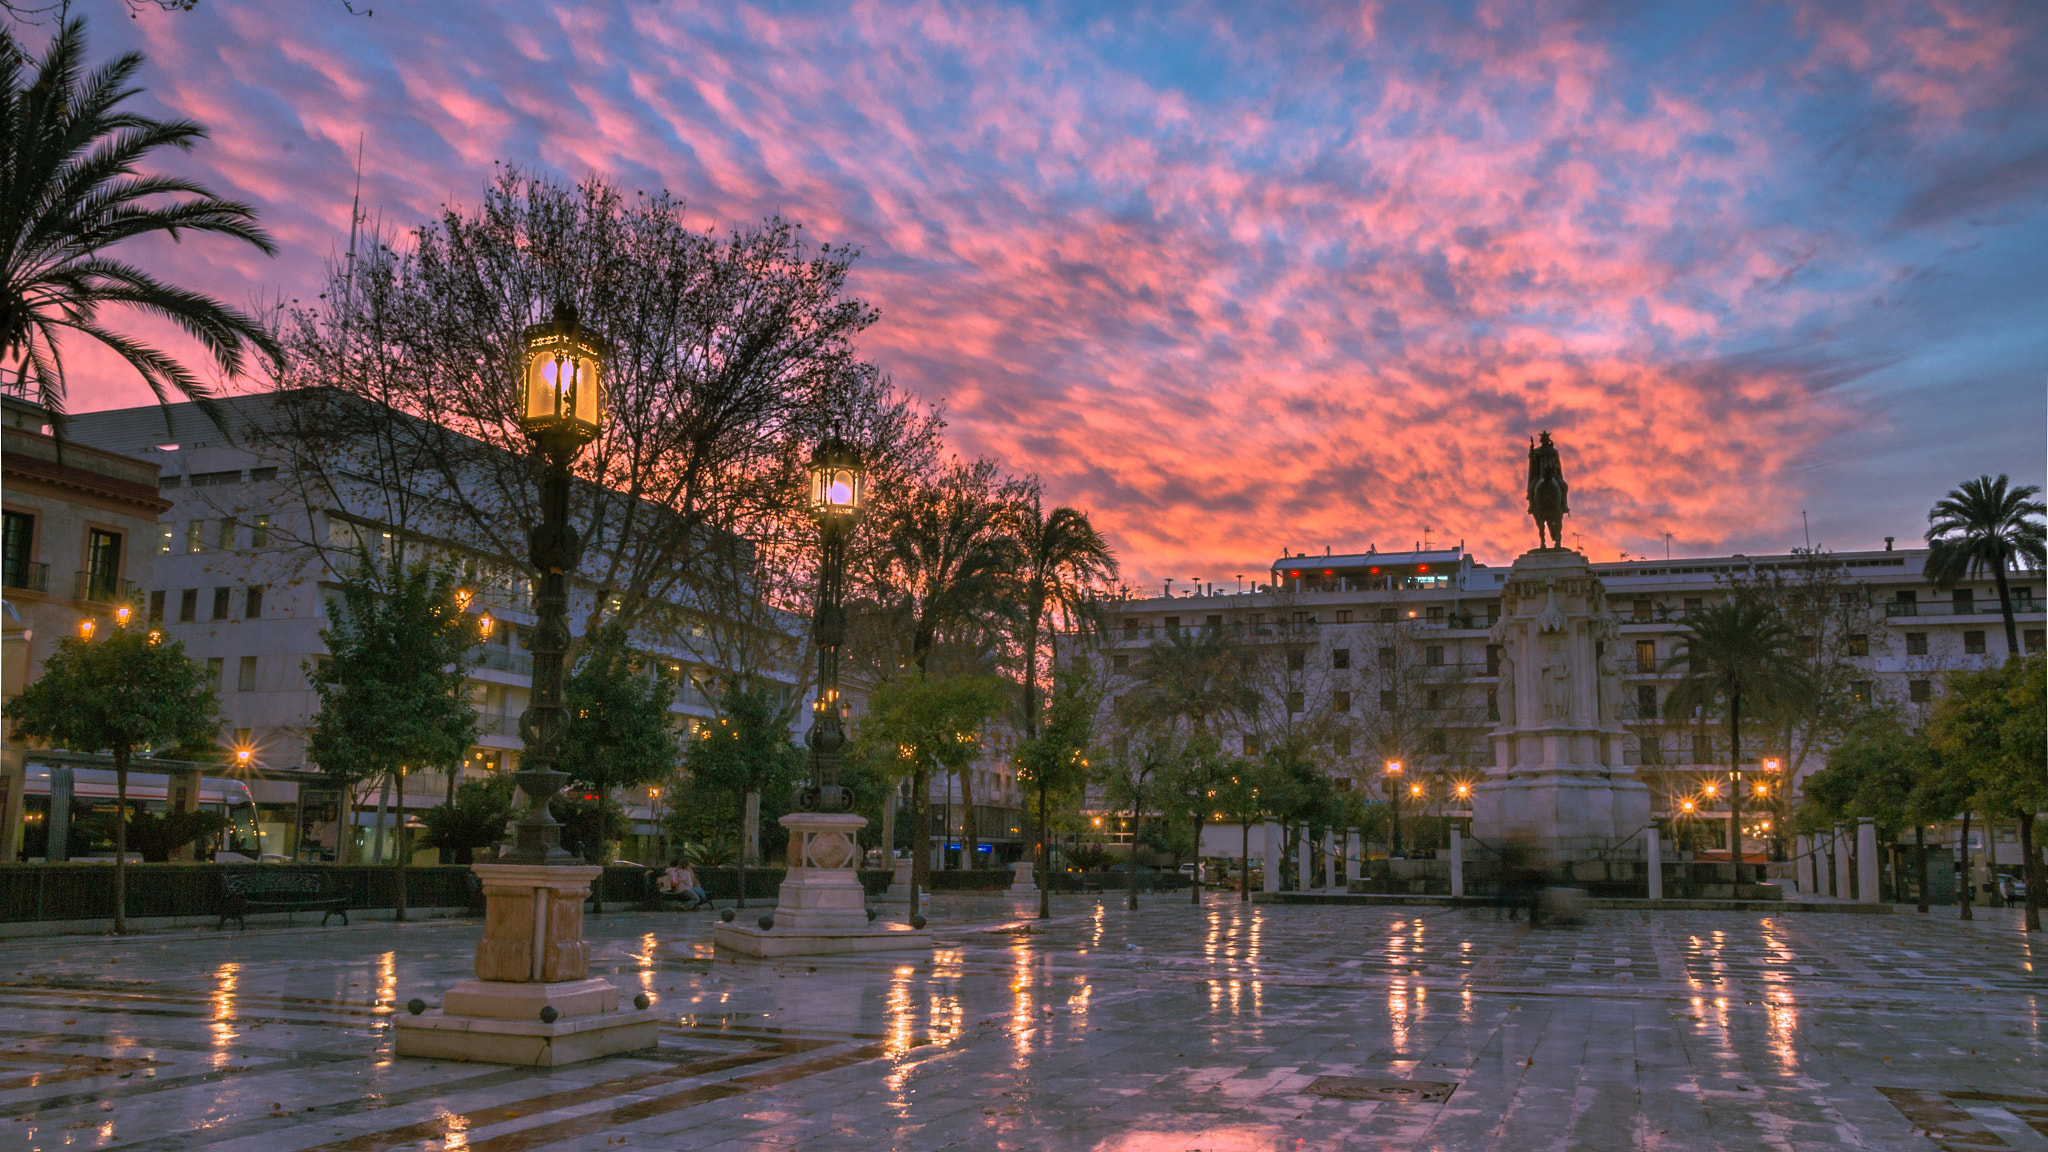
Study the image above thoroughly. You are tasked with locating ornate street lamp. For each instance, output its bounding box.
[1384,760,1404,859]
[505,302,609,865]
[797,433,865,812]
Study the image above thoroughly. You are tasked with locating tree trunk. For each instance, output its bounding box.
[960,765,979,868]
[1986,821,2003,908]
[1958,810,1972,921]
[1728,693,1743,885]
[2020,812,2042,932]
[741,787,760,866]
[1915,824,1929,914]
[1190,813,1204,905]
[112,749,129,935]
[1038,778,1051,920]
[394,765,409,923]
[880,790,896,873]
[1992,552,2020,658]
[910,765,930,922]
[373,772,392,864]
[1240,821,1250,902]
[1126,799,1141,912]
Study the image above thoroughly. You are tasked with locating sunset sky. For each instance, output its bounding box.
[44,1,2048,588]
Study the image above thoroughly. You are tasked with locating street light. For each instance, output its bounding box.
[114,605,131,627]
[1384,760,1405,858]
[505,302,609,865]
[76,618,94,640]
[796,432,864,814]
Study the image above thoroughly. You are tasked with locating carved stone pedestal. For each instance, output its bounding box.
[1009,860,1037,893]
[715,813,933,958]
[1470,549,1652,880]
[395,864,658,1066]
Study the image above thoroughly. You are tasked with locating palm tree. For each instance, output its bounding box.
[874,458,1021,867]
[1008,490,1116,915]
[1667,597,1808,882]
[1,19,281,421]
[1128,626,1252,905]
[1926,475,2047,659]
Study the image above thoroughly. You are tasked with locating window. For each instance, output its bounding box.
[1378,647,1395,669]
[1163,616,1179,632]
[1379,689,1396,710]
[190,470,240,487]
[1286,649,1305,671]
[216,518,237,550]
[1632,599,1652,621]
[1640,734,1663,765]
[245,586,264,620]
[1286,691,1304,714]
[159,475,182,489]
[1908,680,1932,703]
[1953,588,1975,613]
[237,656,257,692]
[2015,588,2036,609]
[185,521,205,553]
[1964,631,1986,655]
[1486,644,1502,675]
[1331,648,1350,669]
[1425,690,1442,710]
[1683,597,1703,614]
[85,529,121,601]
[1334,733,1352,757]
[1845,634,1869,657]
[1379,608,1396,623]
[1122,617,1140,639]
[1635,639,1656,673]
[1426,605,1443,623]
[1,510,32,588]
[1905,632,1927,656]
[156,524,173,554]
[1486,689,1498,721]
[250,514,271,548]
[1112,654,1128,671]
[2028,630,2045,653]
[1335,610,1353,624]
[207,656,225,687]
[1333,690,1351,712]
[1242,735,1260,756]
[1291,610,1311,624]
[249,466,278,483]
[1425,645,1444,667]
[1849,680,1873,705]
[1205,614,1222,631]
[1636,685,1657,718]
[1840,590,1859,606]
[179,589,198,622]
[149,590,166,622]
[212,587,231,620]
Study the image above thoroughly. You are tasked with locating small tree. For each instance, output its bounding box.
[10,626,218,932]
[1928,656,2046,931]
[1016,659,1098,918]
[850,668,1008,921]
[419,776,517,865]
[559,625,682,898]
[683,679,804,909]
[306,553,481,919]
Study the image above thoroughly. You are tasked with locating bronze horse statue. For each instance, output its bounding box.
[1527,432,1570,550]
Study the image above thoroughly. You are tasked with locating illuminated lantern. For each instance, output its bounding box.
[518,303,608,445]
[807,435,866,527]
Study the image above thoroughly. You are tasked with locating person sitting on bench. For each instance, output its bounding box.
[660,861,706,910]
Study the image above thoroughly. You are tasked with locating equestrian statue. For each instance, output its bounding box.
[1527,431,1570,550]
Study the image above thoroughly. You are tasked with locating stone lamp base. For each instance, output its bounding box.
[714,813,933,958]
[395,863,658,1066]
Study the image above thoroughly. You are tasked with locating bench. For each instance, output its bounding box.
[218,871,349,930]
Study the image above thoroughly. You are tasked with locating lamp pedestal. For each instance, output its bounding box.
[715,814,932,957]
[395,864,658,1065]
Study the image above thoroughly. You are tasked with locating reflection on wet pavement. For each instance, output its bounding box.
[1,895,2040,1150]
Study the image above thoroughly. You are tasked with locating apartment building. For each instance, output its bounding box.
[2,395,173,859]
[1085,543,2041,846]
[60,393,804,861]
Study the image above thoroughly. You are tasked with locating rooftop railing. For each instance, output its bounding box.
[1884,600,2041,618]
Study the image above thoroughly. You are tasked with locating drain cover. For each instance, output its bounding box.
[1304,1076,1457,1103]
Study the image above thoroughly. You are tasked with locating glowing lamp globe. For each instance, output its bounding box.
[808,435,865,526]
[518,303,608,444]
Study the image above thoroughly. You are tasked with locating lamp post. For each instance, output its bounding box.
[505,302,608,865]
[1385,760,1404,858]
[798,434,865,813]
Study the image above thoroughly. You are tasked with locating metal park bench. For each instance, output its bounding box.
[217,870,350,930]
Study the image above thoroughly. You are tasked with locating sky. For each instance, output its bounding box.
[39,0,2048,588]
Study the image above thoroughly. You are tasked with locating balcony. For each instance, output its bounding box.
[1885,600,2040,618]
[74,571,139,605]
[473,647,533,676]
[2,560,48,593]
[476,711,521,738]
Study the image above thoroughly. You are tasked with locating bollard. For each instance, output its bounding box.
[1646,826,1663,901]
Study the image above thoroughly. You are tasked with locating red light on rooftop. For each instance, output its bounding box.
[1369,567,1379,574]
[1289,570,1299,577]
[1323,569,1332,576]
[1418,564,1428,571]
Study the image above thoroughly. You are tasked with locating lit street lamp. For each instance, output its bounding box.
[797,433,865,813]
[1385,760,1405,858]
[504,302,608,865]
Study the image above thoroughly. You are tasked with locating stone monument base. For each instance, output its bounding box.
[394,1000,659,1066]
[1009,860,1036,893]
[713,812,935,959]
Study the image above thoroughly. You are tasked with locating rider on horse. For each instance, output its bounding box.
[1527,431,1570,549]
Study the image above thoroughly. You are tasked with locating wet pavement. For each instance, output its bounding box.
[2,894,2042,1151]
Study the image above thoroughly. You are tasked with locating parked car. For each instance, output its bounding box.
[1997,873,2027,903]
